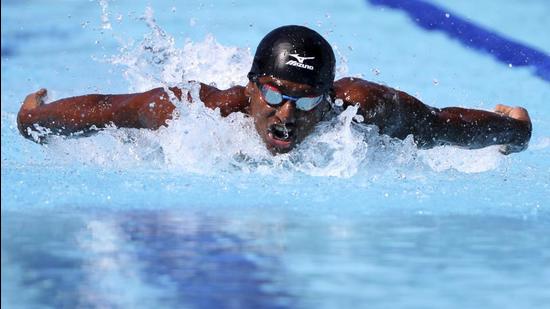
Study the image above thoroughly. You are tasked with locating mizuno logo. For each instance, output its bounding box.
[285,53,315,70]
[288,53,315,63]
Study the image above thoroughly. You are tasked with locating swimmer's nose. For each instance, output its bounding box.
[275,100,296,126]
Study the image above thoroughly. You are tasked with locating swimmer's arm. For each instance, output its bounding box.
[333,78,532,154]
[17,88,179,142]
[418,104,532,154]
[17,84,246,142]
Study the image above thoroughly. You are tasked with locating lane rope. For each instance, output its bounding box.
[368,0,550,82]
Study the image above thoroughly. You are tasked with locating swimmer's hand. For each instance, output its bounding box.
[494,104,532,155]
[21,88,48,111]
[18,88,49,141]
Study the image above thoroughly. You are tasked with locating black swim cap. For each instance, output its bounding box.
[248,25,336,92]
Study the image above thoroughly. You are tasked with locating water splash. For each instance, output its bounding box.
[99,0,112,30]
[110,7,251,92]
[420,146,502,173]
[292,105,369,177]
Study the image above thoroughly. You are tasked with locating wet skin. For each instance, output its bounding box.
[17,77,532,155]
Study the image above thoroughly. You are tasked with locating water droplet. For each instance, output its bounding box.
[445,13,450,18]
[433,79,439,85]
[335,99,344,107]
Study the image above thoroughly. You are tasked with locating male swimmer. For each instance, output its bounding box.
[18,25,532,155]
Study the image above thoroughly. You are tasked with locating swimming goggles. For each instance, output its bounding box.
[256,82,325,111]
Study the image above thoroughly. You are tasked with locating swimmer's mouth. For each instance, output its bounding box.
[267,124,294,148]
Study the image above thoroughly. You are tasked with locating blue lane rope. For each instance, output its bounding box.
[368,0,550,83]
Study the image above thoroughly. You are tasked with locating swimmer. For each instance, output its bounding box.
[17,25,531,155]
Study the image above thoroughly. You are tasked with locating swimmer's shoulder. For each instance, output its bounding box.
[202,84,249,116]
[168,84,249,117]
[331,77,394,109]
[329,77,402,131]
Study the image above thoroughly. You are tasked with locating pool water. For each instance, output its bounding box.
[2,0,550,308]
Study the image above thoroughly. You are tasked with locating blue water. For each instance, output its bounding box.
[2,0,550,308]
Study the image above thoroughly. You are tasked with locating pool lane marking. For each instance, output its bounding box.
[367,0,550,83]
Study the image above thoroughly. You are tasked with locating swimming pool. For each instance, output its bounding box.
[2,0,549,308]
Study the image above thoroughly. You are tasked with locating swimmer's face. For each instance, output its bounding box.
[246,76,329,154]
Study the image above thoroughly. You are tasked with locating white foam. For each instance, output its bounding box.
[419,145,502,173]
